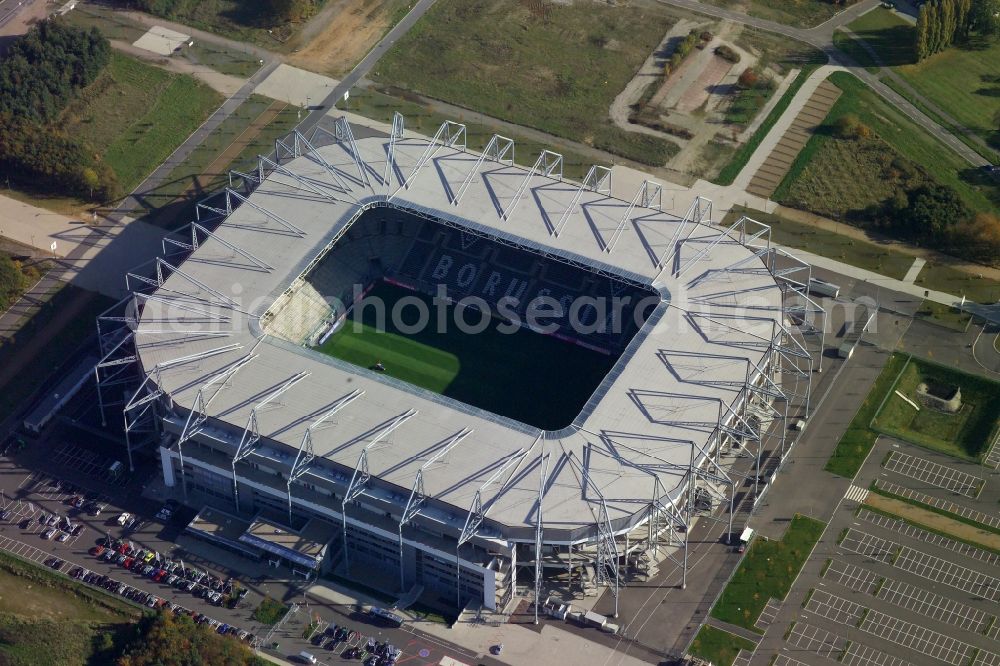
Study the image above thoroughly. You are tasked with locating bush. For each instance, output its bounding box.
[715,44,740,63]
[737,67,760,89]
[0,254,31,311]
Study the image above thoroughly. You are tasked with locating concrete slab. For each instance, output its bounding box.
[254,63,339,107]
[132,25,190,57]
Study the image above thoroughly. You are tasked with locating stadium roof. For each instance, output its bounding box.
[135,120,794,537]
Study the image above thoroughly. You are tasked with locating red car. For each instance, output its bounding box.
[90,545,105,557]
[123,557,134,568]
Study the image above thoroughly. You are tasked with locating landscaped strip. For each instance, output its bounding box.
[714,65,819,186]
[710,514,825,631]
[824,353,908,478]
[859,501,1000,557]
[688,625,757,666]
[869,485,1000,538]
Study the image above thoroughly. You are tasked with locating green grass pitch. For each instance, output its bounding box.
[314,282,618,430]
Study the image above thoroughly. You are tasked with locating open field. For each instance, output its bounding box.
[701,0,847,27]
[688,625,757,666]
[288,0,412,76]
[316,282,617,430]
[710,514,825,631]
[0,551,138,666]
[776,72,996,217]
[848,8,1000,161]
[338,86,600,181]
[371,0,679,166]
[0,284,115,422]
[832,31,879,72]
[61,51,222,192]
[722,207,913,279]
[871,356,1000,461]
[825,353,908,478]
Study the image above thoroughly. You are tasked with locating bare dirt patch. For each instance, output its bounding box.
[288,0,407,76]
[864,493,1000,552]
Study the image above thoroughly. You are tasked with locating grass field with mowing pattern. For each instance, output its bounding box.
[315,282,617,430]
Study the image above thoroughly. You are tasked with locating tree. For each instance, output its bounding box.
[970,0,1000,37]
[894,183,970,242]
[941,0,956,48]
[737,67,759,89]
[117,611,258,666]
[916,3,931,60]
[0,254,30,311]
[952,212,1000,263]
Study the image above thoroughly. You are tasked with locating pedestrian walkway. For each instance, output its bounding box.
[745,79,841,198]
[705,616,764,644]
[902,258,925,284]
[844,485,870,503]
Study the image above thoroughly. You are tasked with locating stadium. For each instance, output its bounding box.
[95,116,823,615]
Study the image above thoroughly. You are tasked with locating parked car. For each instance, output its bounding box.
[56,532,70,542]
[116,512,130,526]
[41,528,54,540]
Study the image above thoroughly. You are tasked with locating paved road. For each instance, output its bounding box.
[0,0,32,30]
[654,0,990,167]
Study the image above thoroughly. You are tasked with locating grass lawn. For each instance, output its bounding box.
[0,551,139,665]
[776,72,996,217]
[846,8,915,66]
[371,0,679,166]
[316,282,617,430]
[688,625,757,666]
[848,8,1000,161]
[916,261,1000,304]
[339,86,599,181]
[701,0,845,27]
[0,284,116,422]
[710,514,825,631]
[871,356,1000,461]
[61,52,222,192]
[251,597,289,625]
[722,207,914,280]
[714,65,819,186]
[832,30,879,72]
[824,353,908,478]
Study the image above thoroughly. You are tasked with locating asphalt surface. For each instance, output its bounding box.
[0,0,31,30]
[748,436,1000,666]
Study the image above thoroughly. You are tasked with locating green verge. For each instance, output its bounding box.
[714,65,819,186]
[721,206,913,279]
[824,353,908,478]
[371,0,680,166]
[870,356,1000,461]
[251,597,289,625]
[869,485,1000,537]
[710,514,826,632]
[915,261,1000,305]
[688,625,758,666]
[859,503,1000,558]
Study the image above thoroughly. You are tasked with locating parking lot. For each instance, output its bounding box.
[747,437,1000,666]
[0,423,496,666]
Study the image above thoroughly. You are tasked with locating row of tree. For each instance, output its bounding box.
[915,0,1000,61]
[0,21,121,202]
[111,0,318,24]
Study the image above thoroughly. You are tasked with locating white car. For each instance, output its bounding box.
[56,532,69,542]
[116,512,130,526]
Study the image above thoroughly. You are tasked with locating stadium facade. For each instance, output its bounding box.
[95,116,825,615]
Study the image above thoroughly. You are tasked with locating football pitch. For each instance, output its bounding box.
[314,282,617,430]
